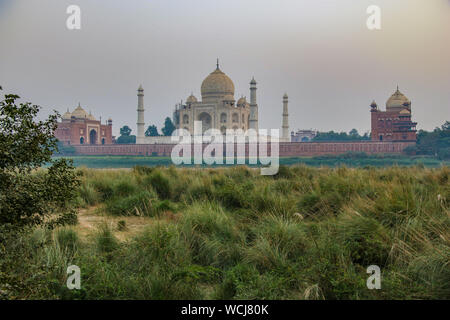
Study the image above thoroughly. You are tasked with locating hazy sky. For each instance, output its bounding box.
[0,0,449,136]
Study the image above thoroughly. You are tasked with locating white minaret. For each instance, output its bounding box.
[249,77,258,131]
[282,93,289,142]
[136,85,145,144]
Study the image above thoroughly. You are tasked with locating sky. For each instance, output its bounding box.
[0,0,449,137]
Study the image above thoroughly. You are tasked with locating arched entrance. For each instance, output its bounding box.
[89,129,97,145]
[198,112,212,133]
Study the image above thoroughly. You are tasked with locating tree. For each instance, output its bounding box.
[116,135,136,144]
[412,121,450,159]
[349,128,359,137]
[145,125,160,137]
[116,125,136,144]
[120,125,132,136]
[0,87,79,231]
[313,129,370,142]
[161,117,176,136]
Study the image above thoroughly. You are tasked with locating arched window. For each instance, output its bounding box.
[80,137,84,145]
[232,113,239,123]
[198,112,212,133]
[183,114,189,124]
[89,129,97,145]
[220,113,227,123]
[102,138,105,145]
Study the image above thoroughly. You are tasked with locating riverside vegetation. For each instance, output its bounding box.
[1,89,449,300]
[2,165,449,300]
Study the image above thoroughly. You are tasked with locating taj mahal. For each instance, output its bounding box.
[136,60,291,144]
[54,60,417,157]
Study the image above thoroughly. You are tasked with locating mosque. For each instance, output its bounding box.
[370,87,417,142]
[55,104,113,145]
[136,60,291,144]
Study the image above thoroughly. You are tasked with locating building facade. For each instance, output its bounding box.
[173,61,253,135]
[136,61,291,144]
[55,104,113,145]
[370,87,417,142]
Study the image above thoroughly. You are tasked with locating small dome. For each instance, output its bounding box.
[62,109,72,120]
[71,104,88,119]
[370,100,378,108]
[88,112,96,121]
[386,87,410,111]
[201,64,235,103]
[250,77,257,85]
[283,93,288,99]
[186,94,197,104]
[237,96,247,106]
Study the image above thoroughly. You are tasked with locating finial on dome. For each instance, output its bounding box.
[216,58,219,70]
[138,84,143,91]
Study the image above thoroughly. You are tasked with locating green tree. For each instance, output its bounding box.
[161,117,176,136]
[313,129,370,142]
[116,135,136,144]
[120,125,132,136]
[411,121,450,159]
[0,87,79,231]
[349,128,359,137]
[145,125,160,137]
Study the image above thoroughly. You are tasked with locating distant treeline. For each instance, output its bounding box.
[55,121,450,160]
[404,121,450,160]
[312,129,370,141]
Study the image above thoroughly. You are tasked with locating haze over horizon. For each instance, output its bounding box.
[0,0,449,137]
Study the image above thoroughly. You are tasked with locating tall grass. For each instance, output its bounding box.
[2,165,449,299]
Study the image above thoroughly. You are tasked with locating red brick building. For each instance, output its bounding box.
[370,87,417,142]
[55,104,113,145]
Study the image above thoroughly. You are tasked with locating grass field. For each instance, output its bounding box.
[52,154,449,169]
[2,165,449,299]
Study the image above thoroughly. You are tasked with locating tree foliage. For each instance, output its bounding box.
[313,129,370,142]
[404,121,450,159]
[0,88,79,231]
[120,125,132,136]
[161,117,176,136]
[145,125,160,137]
[117,125,136,144]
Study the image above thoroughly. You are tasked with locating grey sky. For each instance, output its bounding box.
[0,0,449,137]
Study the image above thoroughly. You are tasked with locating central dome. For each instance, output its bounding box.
[201,64,235,103]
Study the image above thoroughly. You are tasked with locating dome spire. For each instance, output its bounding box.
[216,58,219,70]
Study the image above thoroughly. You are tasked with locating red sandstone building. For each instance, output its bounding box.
[55,104,113,145]
[370,87,417,142]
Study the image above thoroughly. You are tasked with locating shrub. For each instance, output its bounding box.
[144,171,172,199]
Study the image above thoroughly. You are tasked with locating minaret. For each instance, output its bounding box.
[282,93,289,142]
[249,77,258,131]
[137,85,145,144]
